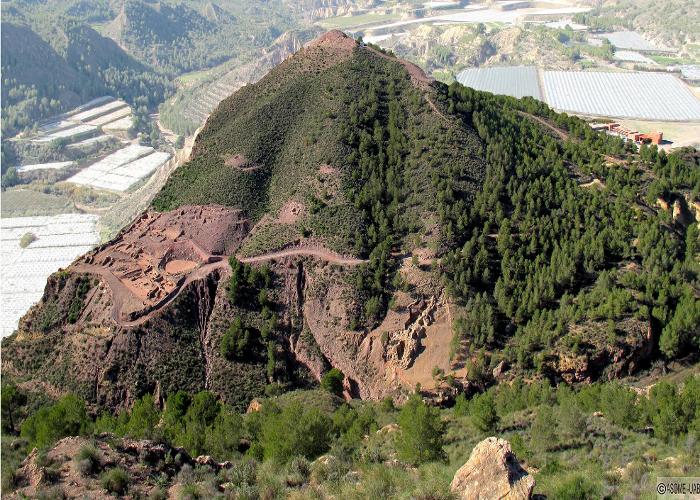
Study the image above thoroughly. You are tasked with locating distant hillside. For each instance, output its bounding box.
[158,27,323,136]
[1,17,171,137]
[1,22,85,134]
[574,0,699,56]
[101,0,295,74]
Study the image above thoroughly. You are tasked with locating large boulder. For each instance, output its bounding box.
[450,437,535,500]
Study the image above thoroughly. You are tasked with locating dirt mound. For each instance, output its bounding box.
[451,437,535,500]
[306,29,357,55]
[277,200,306,224]
[224,153,261,171]
[76,205,249,323]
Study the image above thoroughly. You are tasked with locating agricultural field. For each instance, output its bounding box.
[1,190,75,218]
[159,60,255,134]
[612,50,657,65]
[66,145,170,192]
[542,71,700,121]
[16,161,75,174]
[455,66,700,121]
[599,31,674,53]
[317,12,401,30]
[337,3,589,33]
[21,97,134,147]
[456,66,541,99]
[0,214,100,337]
[31,124,99,144]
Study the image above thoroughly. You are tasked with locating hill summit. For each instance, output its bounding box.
[3,31,698,413]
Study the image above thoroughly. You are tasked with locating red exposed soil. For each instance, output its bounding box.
[75,205,249,324]
[319,164,338,175]
[164,259,198,274]
[277,200,305,224]
[306,30,357,58]
[71,202,366,327]
[224,153,261,171]
[238,245,366,266]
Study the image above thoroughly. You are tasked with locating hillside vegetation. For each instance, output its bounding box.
[156,33,699,373]
[2,27,700,499]
[3,374,699,498]
[1,7,171,137]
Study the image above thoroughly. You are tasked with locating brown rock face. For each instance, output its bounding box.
[450,437,534,500]
[549,317,654,384]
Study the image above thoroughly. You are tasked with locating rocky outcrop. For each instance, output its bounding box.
[10,435,194,499]
[284,0,375,21]
[548,317,654,383]
[384,296,438,369]
[450,437,534,500]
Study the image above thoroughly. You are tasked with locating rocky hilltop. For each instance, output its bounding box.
[3,30,695,414]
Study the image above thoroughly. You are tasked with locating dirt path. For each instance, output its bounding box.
[74,246,366,327]
[239,246,367,266]
[517,110,568,140]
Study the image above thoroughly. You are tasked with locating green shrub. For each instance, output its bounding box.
[557,396,586,441]
[101,467,129,495]
[549,473,602,500]
[599,383,638,429]
[530,406,558,453]
[1,383,27,433]
[75,445,101,476]
[204,411,243,461]
[470,392,499,433]
[124,394,160,440]
[649,382,686,442]
[396,395,445,465]
[67,276,91,324]
[179,483,202,499]
[220,318,252,360]
[19,232,37,248]
[259,402,333,463]
[20,394,91,449]
[321,368,344,397]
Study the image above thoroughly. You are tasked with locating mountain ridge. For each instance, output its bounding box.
[3,30,698,416]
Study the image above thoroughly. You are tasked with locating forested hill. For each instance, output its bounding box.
[0,0,314,137]
[2,31,697,412]
[155,29,699,380]
[1,26,699,500]
[1,13,171,137]
[102,0,295,74]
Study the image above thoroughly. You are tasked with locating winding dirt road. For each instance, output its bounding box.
[238,246,367,266]
[75,245,366,327]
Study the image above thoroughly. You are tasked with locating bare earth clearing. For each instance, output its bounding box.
[72,205,366,327]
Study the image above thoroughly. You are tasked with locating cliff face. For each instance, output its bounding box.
[1,206,448,411]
